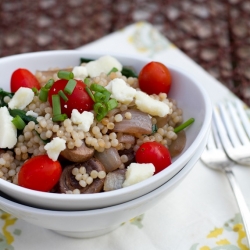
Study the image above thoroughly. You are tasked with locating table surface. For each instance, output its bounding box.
[1,7,250,250]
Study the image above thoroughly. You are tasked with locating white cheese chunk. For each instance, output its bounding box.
[122,163,155,187]
[86,55,122,77]
[0,107,17,149]
[72,66,88,81]
[8,87,34,110]
[135,91,170,117]
[44,137,66,161]
[71,109,94,132]
[105,78,136,104]
[26,110,38,118]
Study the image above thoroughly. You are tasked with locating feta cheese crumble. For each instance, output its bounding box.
[71,109,94,132]
[85,55,122,77]
[72,66,88,81]
[105,78,136,104]
[135,91,170,117]
[0,106,17,149]
[44,137,66,161]
[122,163,155,187]
[8,87,34,110]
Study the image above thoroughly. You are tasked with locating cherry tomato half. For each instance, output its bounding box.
[138,62,172,95]
[48,79,94,117]
[18,155,62,192]
[135,141,172,174]
[11,68,41,92]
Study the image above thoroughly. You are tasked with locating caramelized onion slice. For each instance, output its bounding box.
[117,134,135,145]
[113,109,152,134]
[60,141,94,163]
[94,147,122,173]
[168,130,186,158]
[59,158,105,194]
[103,169,126,192]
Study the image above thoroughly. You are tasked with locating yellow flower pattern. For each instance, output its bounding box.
[190,214,249,250]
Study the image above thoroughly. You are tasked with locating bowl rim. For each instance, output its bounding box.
[0,50,212,206]
[0,130,208,216]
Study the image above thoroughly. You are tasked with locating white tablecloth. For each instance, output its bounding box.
[1,21,249,250]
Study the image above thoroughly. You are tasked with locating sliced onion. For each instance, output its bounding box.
[117,134,135,144]
[168,130,186,158]
[103,169,126,192]
[94,147,122,173]
[113,109,152,134]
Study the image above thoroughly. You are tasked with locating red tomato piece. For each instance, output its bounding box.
[135,141,172,174]
[48,79,94,117]
[138,62,172,95]
[18,155,62,192]
[11,68,41,92]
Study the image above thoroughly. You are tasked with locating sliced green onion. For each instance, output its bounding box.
[108,67,118,75]
[84,78,91,86]
[94,90,111,103]
[12,115,26,130]
[174,118,195,133]
[58,90,68,102]
[9,109,37,124]
[52,114,68,122]
[39,87,49,102]
[57,70,74,80]
[106,98,118,111]
[121,67,138,78]
[44,79,54,89]
[85,87,95,102]
[52,94,61,116]
[90,83,106,93]
[94,102,108,121]
[32,87,38,95]
[64,79,76,95]
[152,124,158,133]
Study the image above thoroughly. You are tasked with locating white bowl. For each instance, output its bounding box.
[0,50,212,210]
[0,132,208,238]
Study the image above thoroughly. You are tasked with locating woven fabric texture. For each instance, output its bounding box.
[1,0,250,104]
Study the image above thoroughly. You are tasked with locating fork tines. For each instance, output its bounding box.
[213,99,250,166]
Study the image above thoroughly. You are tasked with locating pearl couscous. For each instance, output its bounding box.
[0,56,190,194]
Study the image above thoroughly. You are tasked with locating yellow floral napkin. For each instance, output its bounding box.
[1,21,249,250]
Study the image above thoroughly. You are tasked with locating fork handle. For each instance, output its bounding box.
[224,167,250,244]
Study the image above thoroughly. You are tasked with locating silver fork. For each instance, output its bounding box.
[216,100,250,166]
[201,102,250,246]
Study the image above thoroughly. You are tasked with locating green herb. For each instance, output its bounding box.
[80,57,94,64]
[57,70,74,80]
[94,103,108,121]
[152,124,158,133]
[52,94,61,116]
[9,109,37,124]
[90,83,106,92]
[121,67,138,78]
[84,78,91,86]
[0,88,14,107]
[106,98,118,111]
[12,115,26,130]
[174,118,195,133]
[32,87,38,95]
[44,79,54,89]
[39,87,49,102]
[85,87,95,102]
[52,114,68,122]
[58,90,68,102]
[64,79,76,95]
[108,67,118,75]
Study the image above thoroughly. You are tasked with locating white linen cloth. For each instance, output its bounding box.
[1,21,249,250]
